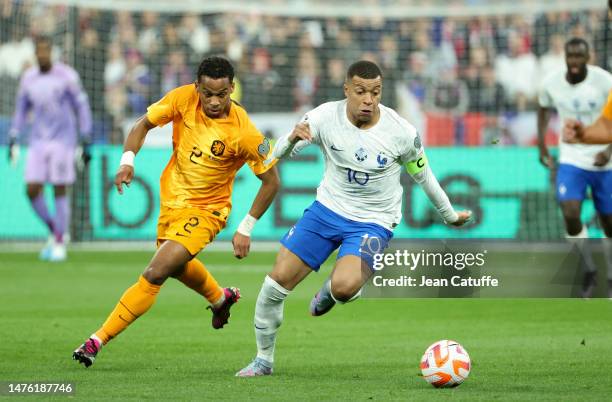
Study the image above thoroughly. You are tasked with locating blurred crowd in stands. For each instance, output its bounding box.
[0,0,610,144]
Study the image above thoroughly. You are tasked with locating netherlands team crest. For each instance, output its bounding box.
[211,140,225,156]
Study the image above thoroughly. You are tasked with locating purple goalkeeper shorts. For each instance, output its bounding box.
[25,141,76,185]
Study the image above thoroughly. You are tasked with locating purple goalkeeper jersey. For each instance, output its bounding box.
[10,62,92,147]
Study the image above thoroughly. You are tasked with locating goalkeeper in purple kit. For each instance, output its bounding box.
[8,36,93,261]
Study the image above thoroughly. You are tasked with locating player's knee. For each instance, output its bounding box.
[564,219,583,236]
[142,265,169,286]
[26,185,41,199]
[53,185,67,197]
[601,223,612,238]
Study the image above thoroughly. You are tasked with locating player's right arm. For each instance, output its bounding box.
[115,89,177,194]
[8,74,31,166]
[272,112,319,159]
[536,78,554,168]
[272,123,312,159]
[114,115,157,194]
[537,107,554,167]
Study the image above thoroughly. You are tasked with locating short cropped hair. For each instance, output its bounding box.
[34,35,52,47]
[346,60,382,80]
[564,37,589,54]
[196,56,235,82]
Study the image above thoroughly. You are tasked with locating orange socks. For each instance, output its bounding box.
[177,259,224,305]
[93,260,222,346]
[94,275,161,345]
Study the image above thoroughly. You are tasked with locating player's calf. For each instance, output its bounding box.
[581,271,597,299]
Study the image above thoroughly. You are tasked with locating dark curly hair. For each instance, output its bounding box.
[196,56,235,82]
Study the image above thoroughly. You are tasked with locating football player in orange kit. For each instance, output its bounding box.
[73,56,279,367]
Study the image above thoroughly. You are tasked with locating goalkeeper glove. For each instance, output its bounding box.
[75,138,92,169]
[8,136,20,167]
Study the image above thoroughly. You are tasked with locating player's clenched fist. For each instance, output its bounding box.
[115,165,134,194]
[562,119,584,144]
[450,210,472,227]
[232,232,251,259]
[288,122,312,144]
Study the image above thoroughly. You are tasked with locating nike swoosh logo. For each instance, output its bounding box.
[254,325,268,330]
[330,145,344,151]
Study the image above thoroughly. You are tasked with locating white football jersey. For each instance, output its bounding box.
[539,65,612,170]
[286,100,423,230]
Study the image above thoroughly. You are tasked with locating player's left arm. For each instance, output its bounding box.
[232,120,281,259]
[403,136,471,226]
[66,71,93,139]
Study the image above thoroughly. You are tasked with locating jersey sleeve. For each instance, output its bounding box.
[9,74,31,137]
[603,91,612,121]
[399,127,427,174]
[147,88,178,127]
[272,110,322,159]
[399,126,457,223]
[66,69,93,138]
[537,79,553,108]
[600,69,612,94]
[239,116,277,175]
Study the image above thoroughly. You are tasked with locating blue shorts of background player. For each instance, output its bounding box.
[556,163,612,214]
[281,201,394,271]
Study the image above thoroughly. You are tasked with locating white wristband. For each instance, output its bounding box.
[237,214,258,236]
[119,151,135,167]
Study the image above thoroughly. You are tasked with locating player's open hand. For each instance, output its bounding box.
[115,165,134,194]
[288,122,312,144]
[450,210,472,227]
[232,232,251,259]
[562,119,584,144]
[538,147,555,169]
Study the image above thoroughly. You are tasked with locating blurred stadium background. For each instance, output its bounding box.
[0,0,609,244]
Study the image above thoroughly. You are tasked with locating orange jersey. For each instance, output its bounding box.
[146,84,275,216]
[603,90,612,121]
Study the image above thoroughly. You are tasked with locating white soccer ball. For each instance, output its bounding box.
[420,340,471,388]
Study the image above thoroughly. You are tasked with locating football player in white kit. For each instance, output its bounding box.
[236,61,471,377]
[537,37,612,298]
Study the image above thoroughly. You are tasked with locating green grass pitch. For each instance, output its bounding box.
[1,250,611,401]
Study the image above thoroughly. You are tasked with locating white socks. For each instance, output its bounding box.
[254,275,289,364]
[603,238,612,280]
[566,226,596,273]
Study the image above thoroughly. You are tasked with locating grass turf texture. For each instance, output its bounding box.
[0,251,611,401]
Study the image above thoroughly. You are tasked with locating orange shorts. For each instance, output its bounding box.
[156,206,226,255]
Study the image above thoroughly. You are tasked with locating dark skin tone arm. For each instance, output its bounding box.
[114,115,157,194]
[537,106,554,168]
[232,166,280,259]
